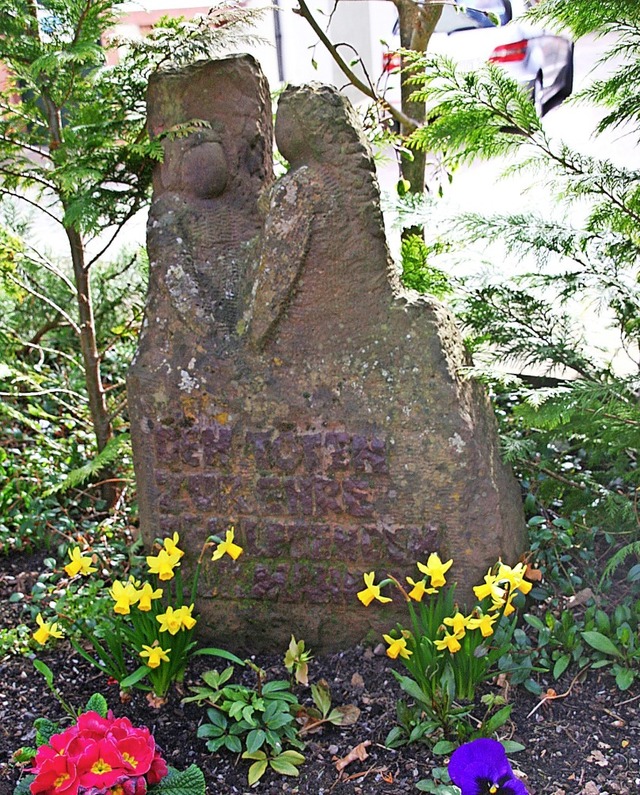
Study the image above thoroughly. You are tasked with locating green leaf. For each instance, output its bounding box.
[197,724,224,739]
[245,729,266,754]
[119,666,150,688]
[34,718,59,747]
[432,740,456,755]
[614,667,635,690]
[416,783,459,794]
[153,765,205,795]
[279,750,306,764]
[392,673,430,707]
[269,754,304,776]
[523,614,546,632]
[311,681,332,717]
[242,750,267,761]
[204,708,227,729]
[262,679,292,693]
[247,758,268,785]
[83,693,108,717]
[224,734,242,754]
[13,774,35,795]
[202,666,235,689]
[46,434,131,494]
[581,631,623,658]
[192,647,245,666]
[501,740,525,753]
[12,747,36,764]
[33,659,55,688]
[482,704,513,735]
[385,726,406,748]
[553,654,571,679]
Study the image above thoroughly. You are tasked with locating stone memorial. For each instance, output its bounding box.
[128,54,526,651]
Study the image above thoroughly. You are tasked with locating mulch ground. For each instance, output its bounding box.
[1,552,638,795]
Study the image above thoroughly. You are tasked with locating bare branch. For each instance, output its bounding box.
[0,188,62,225]
[86,201,144,269]
[21,242,77,293]
[0,134,54,160]
[0,165,56,192]
[294,0,421,131]
[5,271,80,334]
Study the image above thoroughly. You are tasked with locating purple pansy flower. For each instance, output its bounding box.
[448,738,529,795]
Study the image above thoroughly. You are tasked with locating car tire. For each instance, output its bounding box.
[531,73,544,118]
[557,43,574,101]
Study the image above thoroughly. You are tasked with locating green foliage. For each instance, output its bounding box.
[295,680,360,736]
[83,692,108,717]
[396,0,640,616]
[510,600,640,692]
[40,532,245,698]
[0,0,263,519]
[191,663,306,782]
[400,234,453,297]
[153,765,206,795]
[242,749,305,785]
[0,623,31,657]
[283,634,313,686]
[47,434,132,495]
[0,212,142,552]
[0,1,265,235]
[416,764,459,794]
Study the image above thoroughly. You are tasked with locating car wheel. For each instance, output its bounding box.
[531,73,544,118]
[557,44,574,101]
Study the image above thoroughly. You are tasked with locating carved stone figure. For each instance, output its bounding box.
[128,60,525,652]
[143,55,273,344]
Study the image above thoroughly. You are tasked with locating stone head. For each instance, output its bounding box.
[275,83,366,167]
[148,55,274,205]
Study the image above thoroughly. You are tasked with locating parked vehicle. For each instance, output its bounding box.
[383,0,574,117]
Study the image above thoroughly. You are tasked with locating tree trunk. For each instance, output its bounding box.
[26,0,117,507]
[67,224,117,507]
[392,0,443,204]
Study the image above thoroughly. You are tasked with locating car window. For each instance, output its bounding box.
[434,4,499,34]
[470,0,512,23]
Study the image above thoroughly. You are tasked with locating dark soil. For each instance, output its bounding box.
[1,552,639,795]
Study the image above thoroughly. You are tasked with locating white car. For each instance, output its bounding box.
[383,0,574,117]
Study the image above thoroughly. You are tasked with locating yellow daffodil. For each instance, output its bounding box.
[146,548,181,580]
[162,532,184,561]
[211,527,243,561]
[357,571,393,607]
[416,552,453,589]
[490,594,516,616]
[175,604,197,631]
[136,582,163,611]
[473,570,505,603]
[33,613,64,645]
[443,611,469,638]
[109,577,140,615]
[64,547,97,577]
[466,612,497,638]
[434,631,462,654]
[406,576,436,602]
[140,644,170,669]
[383,634,413,660]
[156,606,183,635]
[496,561,533,595]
